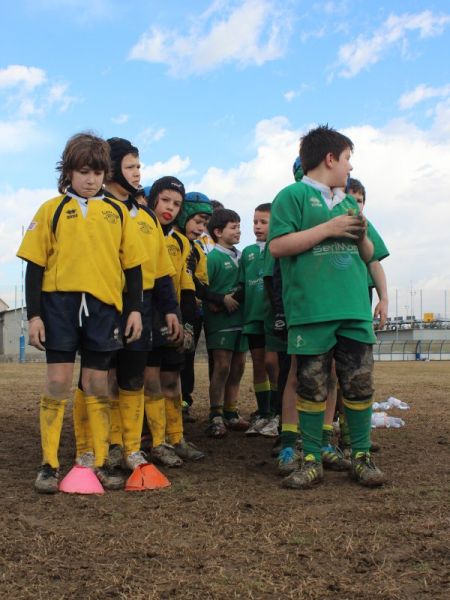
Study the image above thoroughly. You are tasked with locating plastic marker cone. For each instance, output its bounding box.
[59,465,105,495]
[125,463,170,491]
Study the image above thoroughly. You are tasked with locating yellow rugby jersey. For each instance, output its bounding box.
[165,230,195,301]
[193,241,208,285]
[17,193,146,312]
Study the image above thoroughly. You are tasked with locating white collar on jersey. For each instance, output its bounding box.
[256,241,266,251]
[66,189,105,217]
[215,243,241,267]
[302,176,346,210]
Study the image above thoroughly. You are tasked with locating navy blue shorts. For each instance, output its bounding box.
[41,291,122,353]
[121,289,152,352]
[147,345,185,372]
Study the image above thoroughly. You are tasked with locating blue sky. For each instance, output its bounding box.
[1,0,450,318]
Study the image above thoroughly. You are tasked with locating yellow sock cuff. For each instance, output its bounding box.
[145,393,164,403]
[254,380,270,393]
[270,382,278,392]
[41,395,68,409]
[343,397,373,411]
[323,424,334,432]
[296,395,327,413]
[119,387,143,399]
[281,423,298,433]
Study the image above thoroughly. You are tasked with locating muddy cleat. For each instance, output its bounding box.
[94,464,125,490]
[151,443,183,467]
[260,416,280,438]
[206,415,228,438]
[350,452,385,487]
[76,451,95,468]
[106,444,124,470]
[282,456,324,490]
[245,416,269,436]
[224,413,250,431]
[322,445,351,471]
[35,464,59,494]
[125,451,148,471]
[277,447,301,476]
[173,438,205,461]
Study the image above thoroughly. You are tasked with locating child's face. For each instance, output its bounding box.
[216,220,240,248]
[349,189,365,212]
[185,214,209,241]
[330,147,353,188]
[253,210,270,242]
[154,190,183,225]
[70,166,104,198]
[121,153,141,189]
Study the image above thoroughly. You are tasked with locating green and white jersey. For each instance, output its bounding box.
[239,242,265,333]
[203,245,244,335]
[268,180,372,326]
[367,221,389,288]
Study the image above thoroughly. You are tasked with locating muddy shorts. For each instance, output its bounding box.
[206,330,248,353]
[288,319,376,356]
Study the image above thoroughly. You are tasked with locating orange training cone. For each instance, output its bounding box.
[125,463,171,491]
[59,465,105,495]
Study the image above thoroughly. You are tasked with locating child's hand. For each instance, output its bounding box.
[373,298,388,330]
[165,313,183,344]
[125,311,143,343]
[327,213,365,240]
[224,294,239,312]
[28,316,46,351]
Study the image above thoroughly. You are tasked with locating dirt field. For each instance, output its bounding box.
[0,361,449,600]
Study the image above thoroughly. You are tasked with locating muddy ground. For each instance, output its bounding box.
[0,360,449,599]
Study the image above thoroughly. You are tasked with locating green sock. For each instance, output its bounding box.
[321,424,334,449]
[281,425,298,450]
[339,412,351,447]
[254,380,270,418]
[269,383,279,416]
[210,406,223,420]
[343,403,372,455]
[223,409,239,420]
[299,410,324,462]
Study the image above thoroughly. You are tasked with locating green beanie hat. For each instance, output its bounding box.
[177,191,213,231]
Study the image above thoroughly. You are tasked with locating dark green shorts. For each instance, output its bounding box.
[288,320,376,355]
[206,330,248,352]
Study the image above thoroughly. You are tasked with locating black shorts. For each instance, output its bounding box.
[247,333,266,350]
[121,289,153,352]
[147,346,185,372]
[41,291,122,353]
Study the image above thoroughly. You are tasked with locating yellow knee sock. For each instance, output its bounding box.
[144,394,166,447]
[73,387,93,458]
[40,395,67,468]
[119,388,144,455]
[84,395,110,467]
[165,395,183,445]
[109,397,123,447]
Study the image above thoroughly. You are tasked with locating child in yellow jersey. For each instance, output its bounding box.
[16,132,146,493]
[145,177,205,467]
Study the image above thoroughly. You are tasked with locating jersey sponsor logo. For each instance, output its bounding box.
[137,221,152,234]
[27,221,38,231]
[168,244,180,257]
[248,252,255,261]
[66,209,78,220]
[295,334,304,348]
[312,241,358,256]
[102,210,119,224]
[247,277,263,289]
[309,197,322,207]
[224,261,233,269]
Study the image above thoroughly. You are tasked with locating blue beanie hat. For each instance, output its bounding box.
[292,156,304,182]
[177,191,213,231]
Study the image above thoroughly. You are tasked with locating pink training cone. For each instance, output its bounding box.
[59,465,105,495]
[125,463,171,491]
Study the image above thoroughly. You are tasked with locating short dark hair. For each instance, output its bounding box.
[210,199,224,211]
[347,177,366,203]
[207,208,240,242]
[255,202,271,213]
[57,132,111,193]
[300,125,353,174]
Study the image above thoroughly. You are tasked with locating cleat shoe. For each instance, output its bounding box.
[260,416,280,438]
[125,451,148,471]
[322,445,351,471]
[245,416,269,436]
[282,456,324,490]
[277,447,302,476]
[35,464,59,494]
[182,404,197,423]
[151,443,183,467]
[76,451,95,468]
[224,413,250,431]
[107,444,124,470]
[173,438,205,461]
[350,452,385,487]
[94,464,125,490]
[271,436,282,457]
[206,416,227,438]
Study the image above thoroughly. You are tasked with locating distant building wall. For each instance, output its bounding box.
[0,308,43,361]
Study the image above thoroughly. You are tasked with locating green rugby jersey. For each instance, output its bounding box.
[268,181,373,326]
[239,242,265,333]
[367,221,389,288]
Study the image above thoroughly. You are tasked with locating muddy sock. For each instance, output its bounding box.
[254,380,270,418]
[281,423,298,450]
[40,395,67,468]
[343,400,373,455]
[321,424,334,450]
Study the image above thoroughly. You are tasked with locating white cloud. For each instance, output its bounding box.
[283,83,312,102]
[0,120,46,153]
[140,155,191,183]
[47,83,77,112]
[336,11,450,78]
[129,0,290,76]
[135,127,166,147]
[0,65,47,90]
[112,113,129,125]
[398,83,450,109]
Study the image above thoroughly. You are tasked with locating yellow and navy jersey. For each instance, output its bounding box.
[165,229,195,301]
[196,232,215,255]
[192,241,208,285]
[17,192,146,312]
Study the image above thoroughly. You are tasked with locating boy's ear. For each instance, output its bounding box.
[325,152,335,168]
[213,227,222,239]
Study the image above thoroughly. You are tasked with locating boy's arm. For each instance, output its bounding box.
[269,214,366,257]
[369,260,388,329]
[25,261,46,351]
